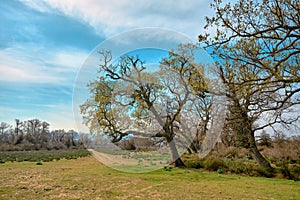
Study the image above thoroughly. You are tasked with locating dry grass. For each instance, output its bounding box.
[0,155,299,200]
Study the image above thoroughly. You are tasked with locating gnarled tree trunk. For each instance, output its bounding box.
[248,130,273,170]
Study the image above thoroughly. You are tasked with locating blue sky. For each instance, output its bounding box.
[0,0,214,130]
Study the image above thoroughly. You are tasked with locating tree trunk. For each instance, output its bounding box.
[248,130,273,170]
[168,139,185,167]
[187,147,192,154]
[189,139,200,153]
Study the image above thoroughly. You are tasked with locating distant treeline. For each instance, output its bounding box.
[0,119,84,151]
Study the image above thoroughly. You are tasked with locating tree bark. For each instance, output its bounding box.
[168,139,185,167]
[189,139,199,154]
[248,130,273,170]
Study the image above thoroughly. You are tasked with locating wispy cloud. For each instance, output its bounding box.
[0,45,88,84]
[21,0,213,39]
[50,51,88,69]
[0,52,61,83]
[19,0,55,13]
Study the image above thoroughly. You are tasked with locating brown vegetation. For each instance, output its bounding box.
[0,119,84,151]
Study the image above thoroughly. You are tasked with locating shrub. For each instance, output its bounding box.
[44,187,52,191]
[223,146,239,159]
[0,149,90,163]
[164,166,173,171]
[204,156,226,171]
[276,162,300,181]
[23,143,35,151]
[225,160,249,174]
[36,161,43,165]
[290,165,300,181]
[41,156,53,162]
[214,146,252,160]
[253,166,274,178]
[184,159,204,169]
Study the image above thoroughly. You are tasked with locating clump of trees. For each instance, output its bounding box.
[80,0,299,171]
[0,119,83,151]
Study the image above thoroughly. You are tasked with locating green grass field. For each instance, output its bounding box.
[0,155,299,200]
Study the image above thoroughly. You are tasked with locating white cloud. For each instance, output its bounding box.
[0,45,88,84]
[48,50,89,70]
[0,49,61,83]
[20,0,55,13]
[22,0,214,39]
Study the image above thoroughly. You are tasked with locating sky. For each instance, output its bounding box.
[0,0,215,130]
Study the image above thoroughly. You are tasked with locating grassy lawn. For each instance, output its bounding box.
[0,156,299,200]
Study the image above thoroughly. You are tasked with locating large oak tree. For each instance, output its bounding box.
[80,44,216,167]
[199,0,300,169]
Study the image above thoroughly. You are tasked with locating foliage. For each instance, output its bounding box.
[217,168,224,174]
[203,156,226,171]
[36,162,43,165]
[182,141,300,180]
[163,166,173,171]
[183,159,204,169]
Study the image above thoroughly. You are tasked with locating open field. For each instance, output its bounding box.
[0,155,299,200]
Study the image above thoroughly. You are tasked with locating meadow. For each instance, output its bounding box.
[0,155,299,200]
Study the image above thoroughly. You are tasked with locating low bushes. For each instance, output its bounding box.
[183,159,204,169]
[0,149,91,163]
[203,156,226,171]
[182,152,300,180]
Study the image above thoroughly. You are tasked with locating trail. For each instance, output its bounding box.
[88,149,138,166]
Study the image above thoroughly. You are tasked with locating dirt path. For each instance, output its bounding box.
[88,149,138,166]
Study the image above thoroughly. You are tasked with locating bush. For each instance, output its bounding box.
[184,159,204,169]
[290,165,300,181]
[36,161,43,165]
[223,146,239,159]
[225,160,249,174]
[0,149,90,163]
[181,149,298,180]
[214,146,252,160]
[276,162,300,181]
[204,156,227,171]
[253,166,274,178]
[164,166,173,171]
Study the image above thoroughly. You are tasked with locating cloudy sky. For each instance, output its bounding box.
[0,0,215,130]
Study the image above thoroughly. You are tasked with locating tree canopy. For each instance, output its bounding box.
[80,44,225,166]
